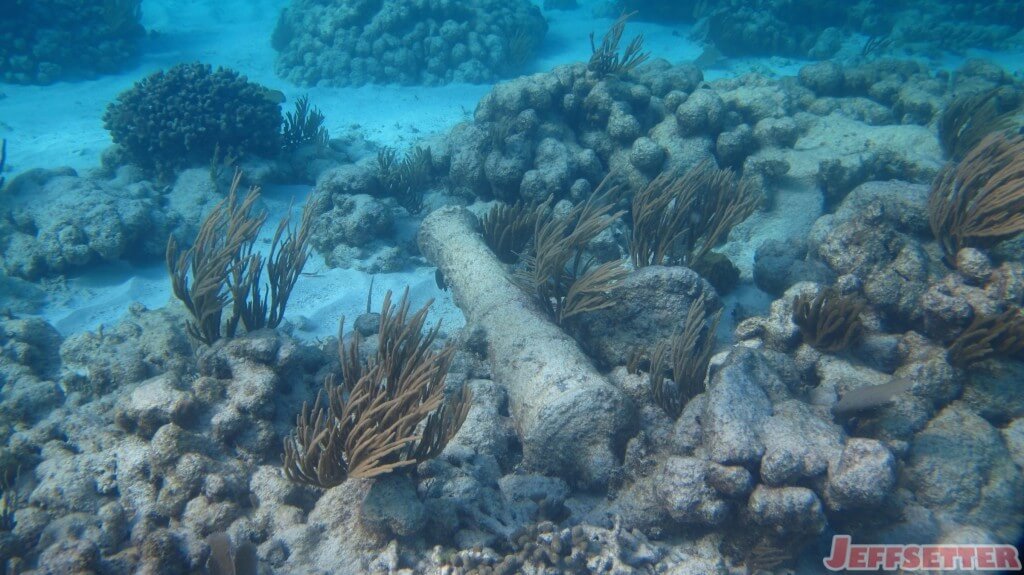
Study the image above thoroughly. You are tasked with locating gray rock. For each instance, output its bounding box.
[59,305,191,396]
[1,170,168,279]
[705,463,753,498]
[747,485,827,539]
[181,496,242,536]
[675,89,725,136]
[629,137,665,173]
[753,116,799,148]
[575,266,720,369]
[955,247,993,285]
[906,403,1024,542]
[311,193,393,250]
[825,438,896,511]
[808,27,844,59]
[1004,418,1024,471]
[753,238,835,297]
[115,374,196,439]
[36,537,101,574]
[962,359,1024,424]
[760,400,844,486]
[315,164,380,201]
[0,317,62,378]
[360,474,426,538]
[655,456,729,526]
[447,122,491,197]
[446,379,519,469]
[0,378,63,426]
[703,348,775,465]
[799,61,845,96]
[715,124,754,168]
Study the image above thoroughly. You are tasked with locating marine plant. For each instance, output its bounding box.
[927,132,1024,264]
[938,87,1022,160]
[946,307,1024,367]
[377,146,434,214]
[630,161,759,270]
[482,199,544,264]
[645,293,721,418]
[792,286,865,353]
[167,171,314,345]
[588,12,650,78]
[515,178,628,327]
[103,63,283,177]
[281,289,471,488]
[281,95,329,153]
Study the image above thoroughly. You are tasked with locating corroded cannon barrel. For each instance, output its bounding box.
[418,206,635,488]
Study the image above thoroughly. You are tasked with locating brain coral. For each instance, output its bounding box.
[103,63,284,176]
[0,0,144,84]
[272,0,548,86]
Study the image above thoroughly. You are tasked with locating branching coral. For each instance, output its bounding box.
[516,178,627,327]
[946,307,1024,367]
[282,289,471,488]
[644,293,721,418]
[104,63,283,177]
[630,161,759,270]
[928,132,1024,264]
[167,171,313,345]
[792,286,865,353]
[588,12,650,78]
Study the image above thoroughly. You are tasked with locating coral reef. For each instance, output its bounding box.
[272,0,548,86]
[0,167,170,280]
[103,63,284,177]
[608,0,1024,59]
[6,3,1024,570]
[0,0,144,84]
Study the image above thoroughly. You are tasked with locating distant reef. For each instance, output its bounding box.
[602,0,1024,60]
[272,0,548,86]
[0,0,144,84]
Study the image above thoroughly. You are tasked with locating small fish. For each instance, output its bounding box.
[692,43,727,69]
[832,377,916,418]
[261,88,287,105]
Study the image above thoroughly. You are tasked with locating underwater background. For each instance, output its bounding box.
[0,0,1023,573]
